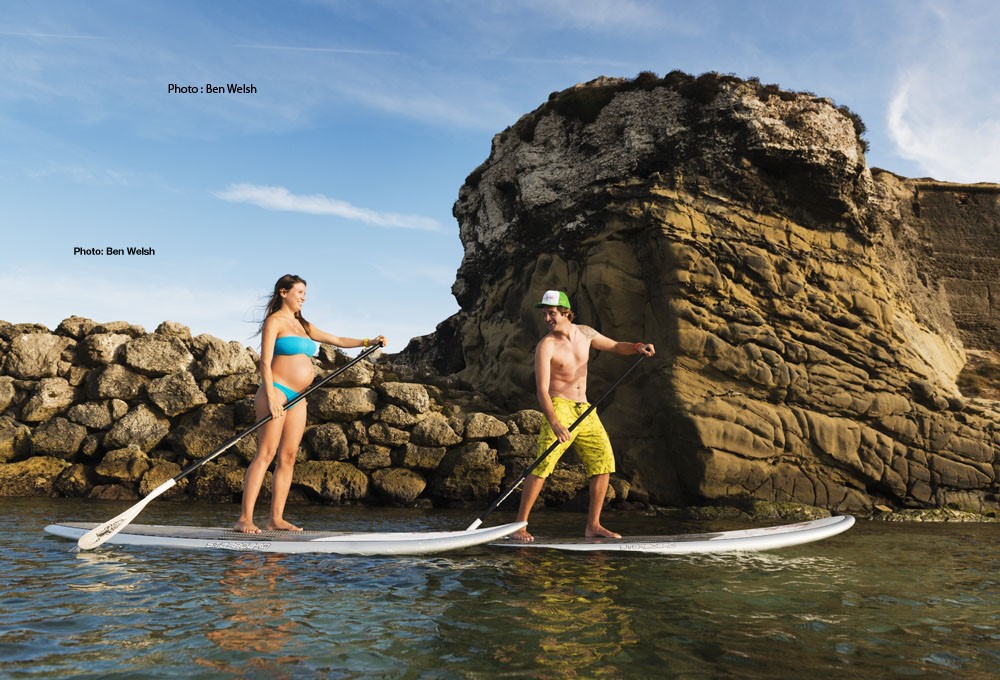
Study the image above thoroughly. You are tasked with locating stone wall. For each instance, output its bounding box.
[0,317,619,511]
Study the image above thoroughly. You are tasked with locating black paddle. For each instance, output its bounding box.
[466,354,646,531]
[77,341,384,550]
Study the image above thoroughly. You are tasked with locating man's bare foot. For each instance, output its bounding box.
[234,519,261,534]
[267,520,303,532]
[509,527,534,542]
[585,525,621,539]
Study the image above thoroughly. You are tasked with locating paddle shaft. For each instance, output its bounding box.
[77,342,383,550]
[466,354,645,531]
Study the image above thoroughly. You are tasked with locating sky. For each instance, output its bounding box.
[2,0,998,352]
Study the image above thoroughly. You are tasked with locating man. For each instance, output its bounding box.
[510,290,655,542]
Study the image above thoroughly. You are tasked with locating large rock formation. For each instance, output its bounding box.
[400,71,1000,515]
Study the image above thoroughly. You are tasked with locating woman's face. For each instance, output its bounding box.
[281,283,307,313]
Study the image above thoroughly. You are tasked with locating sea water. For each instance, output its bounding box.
[1,497,998,678]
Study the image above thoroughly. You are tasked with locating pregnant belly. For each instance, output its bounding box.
[271,355,315,392]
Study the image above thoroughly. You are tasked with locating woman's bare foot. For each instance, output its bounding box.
[509,527,534,542]
[585,524,621,539]
[267,520,303,532]
[234,519,262,534]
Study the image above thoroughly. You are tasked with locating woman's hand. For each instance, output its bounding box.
[267,388,286,419]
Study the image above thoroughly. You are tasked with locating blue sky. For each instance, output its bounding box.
[2,0,997,352]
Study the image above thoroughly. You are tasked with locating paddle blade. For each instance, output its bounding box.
[77,479,177,550]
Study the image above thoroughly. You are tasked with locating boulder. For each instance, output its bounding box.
[372,468,427,504]
[169,404,236,459]
[0,456,70,496]
[122,335,194,376]
[30,417,88,459]
[464,412,509,440]
[431,442,504,502]
[95,446,151,483]
[0,416,32,463]
[207,373,259,403]
[0,376,16,413]
[192,335,256,379]
[373,404,418,428]
[357,444,392,470]
[367,421,409,447]
[21,377,75,422]
[56,316,97,339]
[311,387,377,421]
[396,443,447,471]
[293,461,369,503]
[154,320,192,340]
[317,352,375,387]
[103,404,170,452]
[87,364,148,401]
[3,333,74,379]
[54,463,95,497]
[65,399,128,430]
[147,371,208,416]
[188,462,244,502]
[139,461,185,497]
[378,382,431,413]
[304,423,350,461]
[77,333,131,366]
[410,413,462,447]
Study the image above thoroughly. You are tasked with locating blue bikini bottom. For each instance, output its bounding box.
[273,381,300,409]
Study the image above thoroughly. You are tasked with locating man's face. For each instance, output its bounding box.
[541,306,569,331]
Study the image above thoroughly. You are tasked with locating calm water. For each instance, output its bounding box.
[1,497,998,679]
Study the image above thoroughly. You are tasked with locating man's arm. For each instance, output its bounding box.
[535,339,571,442]
[583,325,656,357]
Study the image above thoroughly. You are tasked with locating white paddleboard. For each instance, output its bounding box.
[45,521,526,556]
[491,515,855,555]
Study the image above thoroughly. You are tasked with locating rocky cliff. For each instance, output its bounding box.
[401,71,1000,515]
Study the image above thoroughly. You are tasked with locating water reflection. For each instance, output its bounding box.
[196,553,303,677]
[7,499,1000,678]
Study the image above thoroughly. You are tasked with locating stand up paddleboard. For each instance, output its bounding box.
[45,521,526,556]
[490,515,855,555]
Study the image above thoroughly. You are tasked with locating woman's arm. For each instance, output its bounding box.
[307,325,386,349]
[259,316,285,419]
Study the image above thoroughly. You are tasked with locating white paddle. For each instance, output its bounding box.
[77,342,383,550]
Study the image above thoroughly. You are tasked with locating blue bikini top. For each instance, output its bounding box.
[273,335,319,357]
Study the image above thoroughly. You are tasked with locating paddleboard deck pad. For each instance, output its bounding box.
[45,521,526,555]
[491,515,855,555]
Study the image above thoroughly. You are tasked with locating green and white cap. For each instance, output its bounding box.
[535,290,571,309]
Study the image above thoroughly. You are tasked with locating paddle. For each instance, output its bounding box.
[77,341,384,550]
[465,354,646,531]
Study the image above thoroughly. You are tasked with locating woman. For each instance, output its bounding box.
[235,274,386,533]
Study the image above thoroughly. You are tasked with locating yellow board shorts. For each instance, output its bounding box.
[532,397,615,478]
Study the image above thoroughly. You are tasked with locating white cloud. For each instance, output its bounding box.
[213,183,443,231]
[887,5,1000,183]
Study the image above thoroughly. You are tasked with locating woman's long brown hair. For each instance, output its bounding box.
[258,274,310,336]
